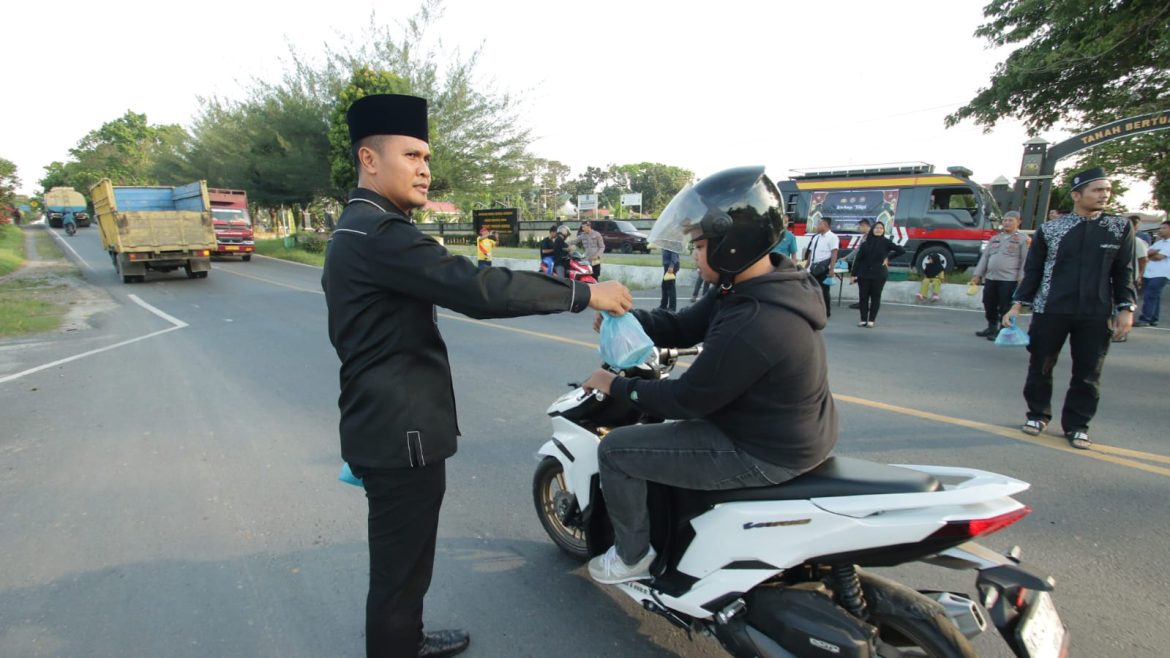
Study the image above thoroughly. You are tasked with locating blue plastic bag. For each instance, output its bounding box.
[338,462,364,487]
[995,317,1030,347]
[599,312,655,369]
[823,276,837,286]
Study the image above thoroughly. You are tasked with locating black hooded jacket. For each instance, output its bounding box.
[608,257,837,472]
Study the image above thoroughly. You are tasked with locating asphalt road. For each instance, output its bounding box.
[2,225,1167,657]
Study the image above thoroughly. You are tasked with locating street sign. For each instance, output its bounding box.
[577,194,598,211]
[621,193,642,207]
[473,208,520,246]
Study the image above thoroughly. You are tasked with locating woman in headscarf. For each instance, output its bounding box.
[850,221,905,327]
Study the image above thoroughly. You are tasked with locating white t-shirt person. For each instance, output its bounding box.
[1146,238,1170,279]
[808,230,839,264]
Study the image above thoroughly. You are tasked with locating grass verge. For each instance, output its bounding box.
[0,225,23,276]
[255,238,325,267]
[0,226,73,337]
[0,290,63,335]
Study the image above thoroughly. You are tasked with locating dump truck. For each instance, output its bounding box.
[43,187,91,228]
[207,188,254,260]
[90,179,216,283]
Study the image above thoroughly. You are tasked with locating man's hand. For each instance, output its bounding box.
[588,280,633,315]
[970,275,981,285]
[850,277,857,285]
[1114,309,1134,340]
[1002,303,1022,328]
[582,369,617,396]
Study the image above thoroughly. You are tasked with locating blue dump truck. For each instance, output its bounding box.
[43,187,90,228]
[91,179,216,283]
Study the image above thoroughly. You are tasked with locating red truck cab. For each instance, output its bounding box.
[208,188,254,260]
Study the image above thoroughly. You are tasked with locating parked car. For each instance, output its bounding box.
[589,219,650,253]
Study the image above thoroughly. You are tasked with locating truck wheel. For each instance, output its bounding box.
[122,275,135,284]
[914,246,955,276]
[184,264,196,279]
[242,255,252,262]
[197,271,208,279]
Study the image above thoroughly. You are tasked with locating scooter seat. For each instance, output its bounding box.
[683,456,940,507]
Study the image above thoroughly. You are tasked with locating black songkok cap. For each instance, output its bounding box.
[346,94,429,145]
[1070,166,1107,192]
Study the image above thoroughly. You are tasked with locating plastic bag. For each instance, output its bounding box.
[995,317,1030,347]
[967,281,980,296]
[823,276,837,286]
[338,462,364,487]
[599,312,655,369]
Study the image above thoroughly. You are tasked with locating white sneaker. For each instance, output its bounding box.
[588,545,656,584]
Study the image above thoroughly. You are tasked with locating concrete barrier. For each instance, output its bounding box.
[490,257,985,311]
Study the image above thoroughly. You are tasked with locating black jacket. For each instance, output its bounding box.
[323,188,592,469]
[922,256,944,278]
[1014,212,1136,316]
[609,258,837,473]
[852,234,905,280]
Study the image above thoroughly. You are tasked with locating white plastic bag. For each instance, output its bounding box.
[599,312,655,369]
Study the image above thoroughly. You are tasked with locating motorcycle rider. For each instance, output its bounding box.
[582,166,838,583]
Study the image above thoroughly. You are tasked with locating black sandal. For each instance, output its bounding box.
[1066,431,1092,450]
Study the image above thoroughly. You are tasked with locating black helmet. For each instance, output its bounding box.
[649,166,784,275]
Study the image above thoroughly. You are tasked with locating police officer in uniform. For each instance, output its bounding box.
[1003,167,1136,450]
[322,94,633,657]
[971,210,1028,339]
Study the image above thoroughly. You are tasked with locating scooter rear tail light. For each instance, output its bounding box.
[929,506,1031,540]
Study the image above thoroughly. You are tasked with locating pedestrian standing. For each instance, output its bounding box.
[660,248,680,311]
[916,254,944,303]
[805,217,839,317]
[321,94,634,658]
[770,225,799,261]
[971,210,1028,339]
[1003,167,1136,450]
[1135,220,1170,327]
[567,220,606,279]
[845,219,871,310]
[849,221,904,327]
[475,226,495,269]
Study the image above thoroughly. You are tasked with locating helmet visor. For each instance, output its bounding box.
[648,184,708,254]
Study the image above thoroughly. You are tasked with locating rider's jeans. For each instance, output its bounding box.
[598,419,801,565]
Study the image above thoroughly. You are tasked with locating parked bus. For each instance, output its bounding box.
[777,162,1003,273]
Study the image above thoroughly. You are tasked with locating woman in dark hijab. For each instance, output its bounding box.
[850,221,905,327]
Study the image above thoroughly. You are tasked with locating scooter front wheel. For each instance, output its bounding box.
[533,457,589,560]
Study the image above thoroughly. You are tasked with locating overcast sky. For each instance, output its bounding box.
[3,0,1153,207]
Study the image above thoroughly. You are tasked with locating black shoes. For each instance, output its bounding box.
[418,630,470,657]
[975,325,997,338]
[848,302,861,309]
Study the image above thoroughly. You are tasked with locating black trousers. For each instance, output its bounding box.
[982,279,1017,327]
[353,461,447,658]
[1024,314,1112,433]
[660,278,677,311]
[857,276,886,322]
[820,283,832,317]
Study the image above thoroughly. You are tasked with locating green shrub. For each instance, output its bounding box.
[299,234,327,254]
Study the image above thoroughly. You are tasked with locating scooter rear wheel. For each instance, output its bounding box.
[859,572,978,658]
[533,457,589,560]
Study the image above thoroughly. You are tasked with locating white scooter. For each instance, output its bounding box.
[533,347,1068,658]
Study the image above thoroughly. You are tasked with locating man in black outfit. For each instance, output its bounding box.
[322,94,633,657]
[1003,167,1136,450]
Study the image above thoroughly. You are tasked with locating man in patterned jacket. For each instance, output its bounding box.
[1002,167,1137,450]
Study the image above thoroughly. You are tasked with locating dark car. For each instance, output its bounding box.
[590,219,650,253]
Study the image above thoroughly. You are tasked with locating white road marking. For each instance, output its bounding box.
[47,227,96,273]
[0,295,188,385]
[128,294,188,328]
